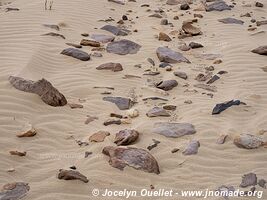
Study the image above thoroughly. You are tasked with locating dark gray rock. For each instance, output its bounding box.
[156,47,190,63]
[174,71,188,80]
[258,179,266,189]
[207,75,220,84]
[218,18,244,25]
[206,0,231,11]
[114,129,139,145]
[0,182,30,200]
[90,34,115,43]
[189,42,203,49]
[107,39,141,55]
[153,122,196,138]
[180,3,190,10]
[61,48,90,61]
[182,140,200,155]
[156,80,178,91]
[101,25,129,36]
[252,46,267,55]
[103,96,133,110]
[146,107,171,117]
[240,173,257,188]
[212,100,242,115]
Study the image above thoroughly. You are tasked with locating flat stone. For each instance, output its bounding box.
[194,83,217,92]
[159,32,172,42]
[66,43,82,48]
[148,13,162,18]
[61,48,90,61]
[16,123,37,137]
[43,24,60,31]
[9,150,26,156]
[80,39,100,47]
[218,18,244,25]
[160,19,168,25]
[182,140,200,155]
[9,76,67,107]
[207,75,220,84]
[234,134,264,149]
[146,107,171,117]
[206,0,231,11]
[89,131,110,142]
[153,122,196,138]
[179,44,191,51]
[156,80,178,91]
[212,100,242,115]
[182,22,201,35]
[189,42,203,49]
[163,105,176,111]
[102,146,160,174]
[114,129,139,145]
[258,179,267,189]
[96,63,123,72]
[90,34,115,43]
[0,182,30,200]
[240,173,257,188]
[42,32,65,39]
[101,25,129,36]
[147,139,160,151]
[255,2,263,7]
[166,0,192,5]
[107,39,141,55]
[252,46,267,55]
[174,71,188,80]
[58,169,88,183]
[103,96,133,110]
[156,47,190,63]
[103,119,122,126]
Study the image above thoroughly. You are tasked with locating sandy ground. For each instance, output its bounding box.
[0,0,267,199]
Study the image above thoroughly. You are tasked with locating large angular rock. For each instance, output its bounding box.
[147,107,171,117]
[182,22,202,35]
[9,76,67,107]
[156,80,178,91]
[212,100,242,115]
[61,48,90,61]
[107,39,141,55]
[101,25,129,36]
[251,46,267,55]
[206,0,231,12]
[58,169,88,183]
[96,63,123,72]
[90,34,115,43]
[114,129,139,145]
[0,182,30,200]
[182,140,200,155]
[218,18,244,25]
[233,134,265,149]
[156,47,190,63]
[103,96,133,110]
[153,122,196,138]
[102,146,160,174]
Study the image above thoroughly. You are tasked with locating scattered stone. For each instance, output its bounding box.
[101,25,129,36]
[179,44,191,51]
[156,47,190,63]
[108,0,125,5]
[91,52,103,57]
[147,58,155,66]
[182,140,200,155]
[58,169,88,183]
[218,70,228,75]
[143,97,168,101]
[5,8,20,12]
[194,83,217,92]
[81,33,89,37]
[149,13,162,18]
[102,146,160,174]
[90,34,115,43]
[16,123,37,137]
[103,97,133,110]
[163,105,176,111]
[160,19,168,25]
[156,80,178,91]
[147,139,160,151]
[159,32,172,42]
[205,66,215,71]
[182,22,201,36]
[85,151,93,158]
[212,100,243,115]
[43,24,60,31]
[216,185,235,199]
[258,179,266,189]
[218,18,244,25]
[107,39,141,55]
[180,3,190,10]
[159,62,173,68]
[206,0,231,11]
[9,150,26,156]
[252,46,267,55]
[80,39,100,47]
[213,59,222,64]
[189,42,203,49]
[153,122,196,138]
[207,75,220,84]
[66,43,82,48]
[194,14,203,18]
[85,115,98,124]
[110,113,123,118]
[122,15,128,20]
[68,103,83,109]
[234,134,264,149]
[61,48,90,61]
[9,76,67,107]
[114,129,139,145]
[240,12,251,17]
[240,173,257,188]
[174,71,188,80]
[104,119,122,126]
[255,2,263,7]
[171,148,180,153]
[96,62,123,72]
[147,107,171,117]
[89,131,110,142]
[256,20,267,26]
[195,73,212,82]
[173,16,179,20]
[42,32,65,39]
[126,108,139,118]
[69,166,76,170]
[0,182,30,200]
[184,100,192,104]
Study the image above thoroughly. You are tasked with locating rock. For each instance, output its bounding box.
[42,32,65,39]
[153,122,196,138]
[189,42,203,49]
[66,43,82,48]
[206,0,231,11]
[218,18,244,25]
[251,46,267,55]
[240,173,257,188]
[16,123,37,137]
[107,39,141,55]
[91,52,103,57]
[9,76,67,107]
[147,58,155,66]
[58,169,88,183]
[207,75,220,84]
[146,107,171,117]
[122,15,128,20]
[218,70,228,75]
[255,2,263,7]
[156,47,190,63]
[85,151,93,158]
[179,44,191,51]
[110,113,123,119]
[0,182,30,200]
[171,148,180,153]
[174,71,188,80]
[96,63,123,72]
[160,19,168,25]
[81,33,89,37]
[148,13,162,18]
[256,20,267,26]
[163,105,176,111]
[180,4,190,10]
[214,59,222,64]
[159,62,172,68]
[194,14,203,18]
[240,12,251,17]
[182,22,201,35]
[103,119,122,126]
[103,96,133,110]
[216,185,235,199]
[182,140,200,155]
[233,134,264,149]
[101,25,129,36]
[212,100,242,115]
[156,80,178,91]
[147,139,160,151]
[80,39,100,47]
[114,129,139,145]
[61,48,90,61]
[102,146,160,174]
[108,0,125,5]
[184,100,192,104]
[126,108,139,118]
[195,73,212,82]
[43,24,60,31]
[90,34,115,43]
[5,8,20,12]
[9,150,26,156]
[261,66,267,72]
[7,168,15,172]
[89,131,110,142]
[258,179,266,189]
[194,83,217,92]
[159,32,172,42]
[173,16,179,20]
[216,134,228,144]
[68,103,83,109]
[166,0,192,5]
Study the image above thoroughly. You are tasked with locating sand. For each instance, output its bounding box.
[0,0,267,199]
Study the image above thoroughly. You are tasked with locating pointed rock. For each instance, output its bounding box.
[90,34,115,43]
[182,22,201,35]
[212,100,242,115]
[159,32,172,42]
[103,96,133,110]
[114,129,139,145]
[182,140,200,155]
[156,47,190,63]
[58,169,88,183]
[156,80,178,91]
[89,131,110,142]
[206,0,231,11]
[252,46,267,55]
[17,123,37,137]
[174,71,188,80]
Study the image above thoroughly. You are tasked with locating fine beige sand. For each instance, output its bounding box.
[0,0,267,199]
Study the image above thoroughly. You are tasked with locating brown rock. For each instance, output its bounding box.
[80,39,100,47]
[163,105,177,111]
[114,129,139,145]
[156,80,178,91]
[103,119,122,126]
[68,103,83,109]
[89,131,110,142]
[9,150,26,156]
[233,134,265,149]
[9,76,67,107]
[16,123,37,137]
[252,46,267,55]
[159,32,172,42]
[146,107,171,117]
[96,63,123,72]
[182,22,201,36]
[58,169,88,183]
[102,146,160,174]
